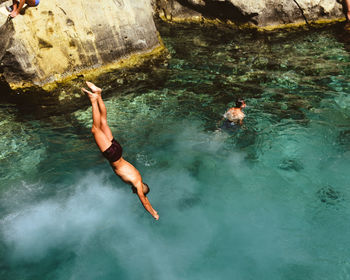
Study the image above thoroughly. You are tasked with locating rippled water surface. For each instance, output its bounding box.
[1,23,350,280]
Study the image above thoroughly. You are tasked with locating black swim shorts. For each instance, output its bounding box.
[102,138,123,163]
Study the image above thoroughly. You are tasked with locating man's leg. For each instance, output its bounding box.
[86,82,113,142]
[9,0,19,12]
[346,0,350,21]
[82,88,111,152]
[97,95,114,141]
[10,0,24,17]
[14,0,24,11]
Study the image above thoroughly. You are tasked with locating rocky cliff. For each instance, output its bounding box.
[0,0,347,96]
[0,0,162,90]
[154,0,345,27]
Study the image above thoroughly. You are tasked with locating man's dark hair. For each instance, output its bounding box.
[132,183,150,195]
[143,183,150,195]
[236,99,245,108]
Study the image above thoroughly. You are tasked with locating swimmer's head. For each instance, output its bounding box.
[143,183,150,195]
[236,99,246,108]
[132,182,150,195]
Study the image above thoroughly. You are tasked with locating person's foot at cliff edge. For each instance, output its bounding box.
[8,0,40,18]
[345,0,350,29]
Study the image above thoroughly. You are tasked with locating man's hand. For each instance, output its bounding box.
[152,210,159,220]
[136,189,159,221]
[10,10,19,18]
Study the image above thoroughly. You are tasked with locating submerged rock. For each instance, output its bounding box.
[0,0,162,92]
[317,185,343,205]
[154,0,345,28]
[338,129,350,149]
[278,158,304,171]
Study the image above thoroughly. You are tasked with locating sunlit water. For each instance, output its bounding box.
[1,23,350,279]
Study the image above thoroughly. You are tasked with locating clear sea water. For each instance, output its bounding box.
[1,22,350,280]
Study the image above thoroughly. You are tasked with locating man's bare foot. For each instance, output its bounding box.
[86,81,102,95]
[10,10,19,18]
[81,88,98,101]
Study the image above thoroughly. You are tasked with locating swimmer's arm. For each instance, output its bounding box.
[136,189,159,220]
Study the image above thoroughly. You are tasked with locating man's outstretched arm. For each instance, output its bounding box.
[136,189,159,220]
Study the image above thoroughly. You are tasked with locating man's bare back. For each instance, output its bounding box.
[223,99,246,125]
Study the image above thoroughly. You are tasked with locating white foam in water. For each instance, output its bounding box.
[2,173,128,260]
[1,171,199,279]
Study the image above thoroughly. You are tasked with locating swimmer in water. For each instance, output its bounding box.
[82,81,159,220]
[7,0,40,18]
[223,99,246,126]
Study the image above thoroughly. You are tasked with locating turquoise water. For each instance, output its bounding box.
[1,23,350,279]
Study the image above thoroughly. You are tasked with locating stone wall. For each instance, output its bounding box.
[0,0,161,89]
[154,0,346,27]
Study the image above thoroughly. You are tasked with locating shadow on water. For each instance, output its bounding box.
[317,185,343,206]
[175,0,258,24]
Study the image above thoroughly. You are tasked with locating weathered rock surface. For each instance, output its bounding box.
[0,0,346,97]
[0,0,161,90]
[154,0,345,27]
